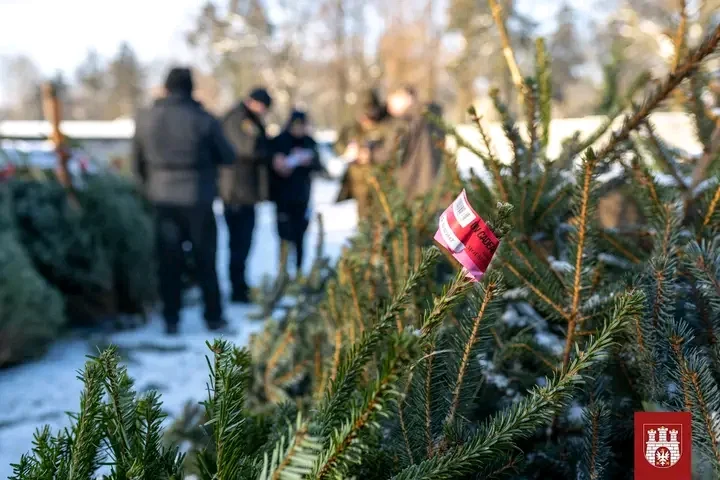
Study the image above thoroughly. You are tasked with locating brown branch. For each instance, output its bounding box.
[672,0,687,73]
[563,154,598,369]
[596,23,720,162]
[702,183,720,228]
[446,279,498,425]
[488,0,527,109]
[40,82,76,204]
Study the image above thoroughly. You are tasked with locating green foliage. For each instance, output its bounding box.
[10,347,184,479]
[12,247,630,480]
[8,8,720,480]
[0,183,65,367]
[10,178,114,324]
[1,171,156,334]
[79,174,157,316]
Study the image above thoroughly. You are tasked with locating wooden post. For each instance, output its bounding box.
[40,82,73,191]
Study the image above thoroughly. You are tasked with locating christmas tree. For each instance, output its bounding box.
[9,8,720,480]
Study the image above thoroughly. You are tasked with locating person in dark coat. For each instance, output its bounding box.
[133,67,236,335]
[334,89,394,219]
[379,85,444,200]
[270,110,322,276]
[219,87,273,303]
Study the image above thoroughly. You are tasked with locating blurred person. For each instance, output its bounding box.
[334,88,393,219]
[381,85,444,200]
[133,67,236,335]
[220,87,273,303]
[269,110,322,277]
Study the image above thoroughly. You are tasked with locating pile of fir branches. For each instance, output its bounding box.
[9,4,720,478]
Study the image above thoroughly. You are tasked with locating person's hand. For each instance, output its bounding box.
[343,142,359,160]
[273,156,292,177]
[298,150,313,166]
[357,147,371,165]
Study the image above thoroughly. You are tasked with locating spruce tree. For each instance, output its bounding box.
[8,5,720,479]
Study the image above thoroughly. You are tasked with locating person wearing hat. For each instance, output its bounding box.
[220,87,273,303]
[334,88,393,219]
[269,109,322,277]
[133,66,236,335]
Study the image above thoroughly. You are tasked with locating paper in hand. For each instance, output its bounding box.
[285,153,302,169]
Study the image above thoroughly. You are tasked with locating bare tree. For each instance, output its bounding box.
[74,49,107,119]
[1,55,44,120]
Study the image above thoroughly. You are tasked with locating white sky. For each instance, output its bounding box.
[0,0,602,105]
[0,0,200,103]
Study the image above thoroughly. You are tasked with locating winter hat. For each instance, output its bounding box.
[284,109,308,131]
[164,67,193,96]
[248,87,273,108]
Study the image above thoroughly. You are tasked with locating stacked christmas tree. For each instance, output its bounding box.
[0,171,157,367]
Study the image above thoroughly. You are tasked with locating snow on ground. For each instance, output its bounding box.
[0,178,357,478]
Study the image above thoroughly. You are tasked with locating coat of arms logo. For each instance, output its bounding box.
[643,424,682,468]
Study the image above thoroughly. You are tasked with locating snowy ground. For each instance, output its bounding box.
[0,178,357,478]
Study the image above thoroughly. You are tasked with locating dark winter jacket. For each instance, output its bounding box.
[334,111,395,205]
[132,94,236,206]
[375,102,444,200]
[219,102,272,205]
[269,131,322,205]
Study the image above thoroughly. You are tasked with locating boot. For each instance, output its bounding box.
[231,284,251,304]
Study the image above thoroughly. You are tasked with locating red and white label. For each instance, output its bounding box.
[434,189,500,281]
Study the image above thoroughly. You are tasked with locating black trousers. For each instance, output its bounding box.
[155,204,222,326]
[224,204,256,292]
[276,201,310,272]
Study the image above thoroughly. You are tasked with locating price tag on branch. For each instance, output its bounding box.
[434,189,500,282]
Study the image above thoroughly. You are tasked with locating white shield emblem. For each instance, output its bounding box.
[643,424,682,468]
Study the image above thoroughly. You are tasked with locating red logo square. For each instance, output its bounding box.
[634,411,692,479]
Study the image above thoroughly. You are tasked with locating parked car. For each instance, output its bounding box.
[0,143,99,178]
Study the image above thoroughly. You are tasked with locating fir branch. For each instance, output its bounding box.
[312,332,418,479]
[423,334,437,459]
[530,162,549,215]
[390,290,642,480]
[257,414,323,480]
[467,106,509,202]
[668,343,720,471]
[97,346,137,474]
[264,326,296,403]
[596,23,720,162]
[559,71,650,166]
[367,174,396,230]
[535,38,552,150]
[315,248,440,436]
[629,153,665,218]
[500,257,570,323]
[67,356,105,479]
[490,88,528,180]
[397,372,416,466]
[671,0,688,73]
[563,149,600,368]
[487,0,527,109]
[701,183,720,230]
[201,340,254,479]
[419,270,474,341]
[524,77,540,171]
[446,271,502,426]
[330,330,342,383]
[577,401,613,480]
[642,120,688,191]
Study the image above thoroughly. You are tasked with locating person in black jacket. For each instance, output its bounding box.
[133,67,236,335]
[270,110,322,277]
[220,88,273,303]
